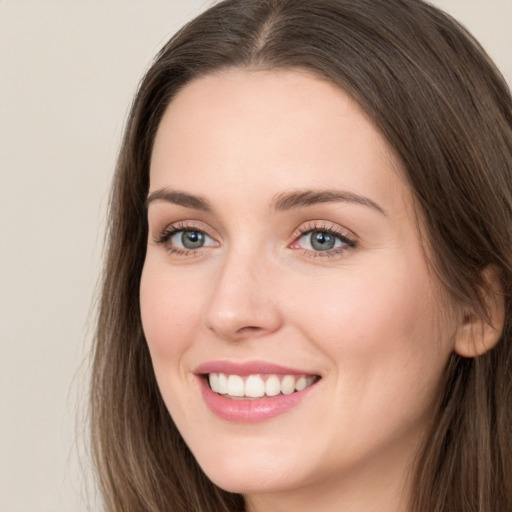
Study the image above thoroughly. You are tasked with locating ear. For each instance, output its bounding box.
[454,266,505,358]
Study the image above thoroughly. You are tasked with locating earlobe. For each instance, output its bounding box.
[454,266,505,358]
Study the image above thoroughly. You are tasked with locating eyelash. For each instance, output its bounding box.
[292,221,357,258]
[154,222,213,257]
[154,221,357,258]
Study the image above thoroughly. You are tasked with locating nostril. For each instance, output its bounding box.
[237,326,261,333]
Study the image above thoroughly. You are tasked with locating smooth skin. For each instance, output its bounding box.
[140,68,480,512]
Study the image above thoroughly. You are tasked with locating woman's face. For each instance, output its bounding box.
[141,69,459,508]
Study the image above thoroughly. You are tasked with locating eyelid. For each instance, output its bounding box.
[289,220,358,256]
[170,229,216,248]
[153,219,219,240]
[290,220,357,241]
[153,220,220,256]
[151,218,357,258]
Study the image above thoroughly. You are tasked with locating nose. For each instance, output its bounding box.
[203,251,283,341]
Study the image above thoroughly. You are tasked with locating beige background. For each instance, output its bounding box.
[1,1,511,511]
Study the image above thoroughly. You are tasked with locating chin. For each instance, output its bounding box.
[195,432,343,499]
[201,462,300,495]
[187,436,307,494]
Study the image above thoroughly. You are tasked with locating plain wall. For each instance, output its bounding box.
[1,1,511,511]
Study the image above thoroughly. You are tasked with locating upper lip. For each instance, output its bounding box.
[194,360,319,377]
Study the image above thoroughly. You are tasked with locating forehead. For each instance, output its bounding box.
[149,68,409,217]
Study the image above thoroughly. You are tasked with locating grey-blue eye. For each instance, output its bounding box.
[298,230,346,252]
[310,232,337,251]
[170,230,214,250]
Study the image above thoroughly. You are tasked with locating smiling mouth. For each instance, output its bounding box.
[206,373,319,399]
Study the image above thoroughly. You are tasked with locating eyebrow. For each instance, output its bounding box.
[272,189,387,215]
[145,187,386,216]
[145,189,211,211]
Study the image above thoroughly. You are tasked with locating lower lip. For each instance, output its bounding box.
[198,377,317,423]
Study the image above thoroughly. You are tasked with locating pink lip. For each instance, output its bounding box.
[195,360,320,423]
[195,360,315,376]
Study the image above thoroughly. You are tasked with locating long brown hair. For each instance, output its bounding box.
[90,1,512,510]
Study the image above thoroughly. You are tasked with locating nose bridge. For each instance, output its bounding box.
[203,245,281,340]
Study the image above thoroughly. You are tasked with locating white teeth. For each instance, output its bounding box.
[281,375,296,395]
[208,373,316,398]
[245,375,266,397]
[227,375,244,397]
[209,372,219,391]
[217,373,228,394]
[265,375,281,397]
[295,376,307,391]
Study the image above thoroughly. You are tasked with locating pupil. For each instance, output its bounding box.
[181,231,204,249]
[311,232,335,251]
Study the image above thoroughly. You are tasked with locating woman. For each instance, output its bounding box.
[90,1,512,511]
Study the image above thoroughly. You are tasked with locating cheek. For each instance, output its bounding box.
[291,265,429,344]
[139,260,210,431]
[139,260,203,366]
[288,255,454,409]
